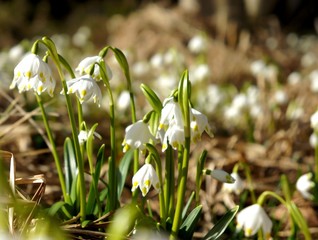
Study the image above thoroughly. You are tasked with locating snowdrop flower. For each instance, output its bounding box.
[250,60,266,77]
[65,74,102,106]
[310,110,318,130]
[76,56,112,81]
[236,204,273,239]
[232,94,248,110]
[132,61,150,77]
[11,53,56,96]
[296,173,315,200]
[190,108,213,142]
[132,163,160,197]
[150,53,164,69]
[122,120,155,153]
[8,44,25,62]
[273,90,288,105]
[188,35,207,54]
[72,25,91,47]
[78,129,102,144]
[222,172,244,194]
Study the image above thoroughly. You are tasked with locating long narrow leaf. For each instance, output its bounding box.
[117,149,134,198]
[64,138,77,196]
[203,205,239,240]
[179,205,203,239]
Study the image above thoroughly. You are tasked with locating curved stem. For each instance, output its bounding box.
[35,94,68,201]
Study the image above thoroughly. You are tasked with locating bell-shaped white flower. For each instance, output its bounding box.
[236,204,273,239]
[158,97,183,130]
[65,74,102,106]
[132,163,160,197]
[11,53,56,96]
[76,56,112,81]
[222,172,244,194]
[190,108,213,142]
[122,120,155,152]
[188,35,207,54]
[296,172,315,200]
[161,122,185,152]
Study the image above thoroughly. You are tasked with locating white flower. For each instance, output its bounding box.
[11,53,56,96]
[188,35,207,54]
[158,97,183,130]
[65,74,102,106]
[122,120,155,152]
[236,204,273,239]
[209,169,235,183]
[273,90,288,105]
[190,108,213,142]
[190,64,210,83]
[132,163,160,197]
[76,56,112,81]
[310,111,318,130]
[78,130,89,144]
[287,72,301,85]
[222,172,244,194]
[117,90,131,112]
[296,173,315,200]
[161,122,185,151]
[250,60,266,77]
[309,133,318,148]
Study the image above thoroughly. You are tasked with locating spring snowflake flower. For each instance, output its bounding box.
[209,169,235,183]
[122,120,155,152]
[76,56,112,81]
[132,163,160,197]
[161,122,185,151]
[236,204,273,239]
[11,53,56,96]
[296,173,315,200]
[190,108,213,142]
[158,97,183,130]
[65,74,102,106]
[222,172,244,194]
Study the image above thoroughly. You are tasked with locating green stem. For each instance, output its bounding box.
[35,94,68,201]
[41,37,86,220]
[170,137,191,239]
[315,137,318,182]
[164,145,174,219]
[243,162,256,203]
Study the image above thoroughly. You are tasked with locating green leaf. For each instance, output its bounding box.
[117,149,134,198]
[48,201,72,219]
[64,138,77,196]
[203,205,239,240]
[182,191,195,221]
[179,205,202,239]
[140,83,163,113]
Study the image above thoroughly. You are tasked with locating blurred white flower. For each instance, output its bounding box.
[309,70,318,92]
[236,204,273,239]
[150,53,164,69]
[78,129,101,144]
[287,72,301,85]
[117,90,131,112]
[301,52,316,68]
[273,90,288,105]
[11,53,56,96]
[132,61,150,77]
[309,132,318,148]
[286,102,304,120]
[76,56,112,81]
[296,172,315,200]
[122,120,155,152]
[250,60,266,77]
[8,44,25,62]
[222,172,244,194]
[190,64,210,83]
[72,25,91,47]
[310,111,318,130]
[65,74,102,106]
[188,34,207,54]
[132,163,160,197]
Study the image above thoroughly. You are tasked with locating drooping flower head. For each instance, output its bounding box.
[75,56,112,81]
[122,120,155,153]
[132,163,160,197]
[190,108,213,142]
[236,204,273,239]
[65,74,102,106]
[296,172,315,200]
[222,172,244,195]
[11,53,56,96]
